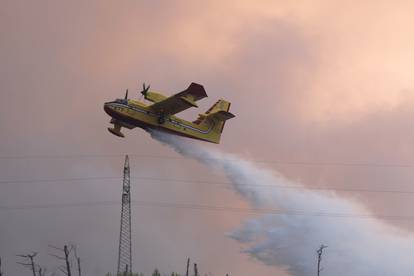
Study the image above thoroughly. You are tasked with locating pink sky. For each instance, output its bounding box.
[1,1,414,275]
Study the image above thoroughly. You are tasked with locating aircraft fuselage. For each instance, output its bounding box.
[104,99,217,143]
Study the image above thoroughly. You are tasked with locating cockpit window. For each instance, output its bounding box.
[115,99,128,104]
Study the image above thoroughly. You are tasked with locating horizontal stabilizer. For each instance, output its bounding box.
[205,110,235,122]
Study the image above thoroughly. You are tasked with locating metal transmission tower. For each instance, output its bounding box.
[117,155,132,274]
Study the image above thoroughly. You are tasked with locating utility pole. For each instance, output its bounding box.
[194,263,198,276]
[123,264,129,276]
[317,244,328,276]
[117,155,132,275]
[16,252,37,276]
[185,258,190,276]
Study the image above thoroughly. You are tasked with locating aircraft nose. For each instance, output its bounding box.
[104,102,114,115]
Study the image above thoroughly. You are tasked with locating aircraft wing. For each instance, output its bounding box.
[148,83,208,115]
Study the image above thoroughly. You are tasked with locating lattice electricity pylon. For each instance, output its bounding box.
[117,155,132,274]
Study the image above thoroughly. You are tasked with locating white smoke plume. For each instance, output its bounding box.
[150,130,414,276]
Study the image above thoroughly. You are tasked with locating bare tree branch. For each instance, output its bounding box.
[49,254,66,261]
[72,245,81,276]
[49,245,72,276]
[16,262,32,266]
[17,252,38,276]
[59,266,68,275]
[48,245,64,252]
[317,244,328,276]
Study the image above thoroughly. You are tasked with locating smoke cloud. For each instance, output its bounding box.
[151,130,414,276]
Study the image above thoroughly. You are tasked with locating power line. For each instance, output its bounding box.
[1,153,414,168]
[0,199,413,221]
[138,176,414,195]
[0,176,121,184]
[0,154,126,160]
[1,175,414,195]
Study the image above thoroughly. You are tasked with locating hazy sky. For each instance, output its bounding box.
[1,1,414,275]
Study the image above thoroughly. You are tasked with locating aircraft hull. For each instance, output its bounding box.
[104,100,220,143]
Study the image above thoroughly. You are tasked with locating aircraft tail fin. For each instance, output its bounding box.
[193,99,235,143]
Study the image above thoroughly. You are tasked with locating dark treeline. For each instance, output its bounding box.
[3,247,226,276]
[106,271,181,276]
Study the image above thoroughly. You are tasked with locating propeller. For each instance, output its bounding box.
[124,89,129,100]
[140,83,150,96]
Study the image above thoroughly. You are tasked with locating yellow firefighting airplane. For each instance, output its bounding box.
[104,83,235,143]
